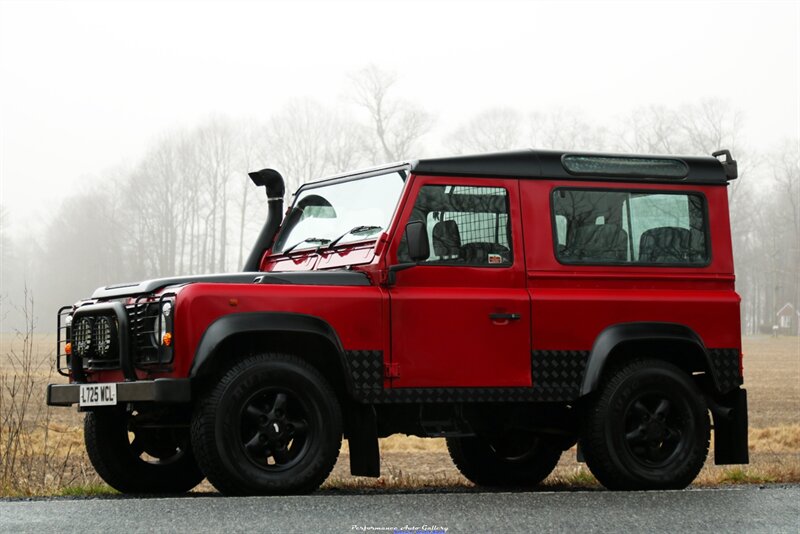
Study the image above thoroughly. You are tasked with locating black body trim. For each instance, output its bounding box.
[581,322,742,395]
[351,387,548,404]
[531,350,590,402]
[190,312,347,380]
[295,164,410,192]
[583,322,701,395]
[46,379,191,406]
[291,149,732,202]
[410,149,730,185]
[344,350,590,403]
[93,273,262,299]
[708,348,744,393]
[255,271,371,286]
[343,347,736,404]
[343,350,385,396]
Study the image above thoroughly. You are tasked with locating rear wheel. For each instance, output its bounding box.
[581,358,710,490]
[84,408,204,493]
[447,431,562,487]
[191,353,342,495]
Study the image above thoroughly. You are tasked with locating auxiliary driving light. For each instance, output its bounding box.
[72,317,93,357]
[94,316,113,356]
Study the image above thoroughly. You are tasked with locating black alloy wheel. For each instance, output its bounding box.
[84,408,204,494]
[239,388,311,471]
[191,353,342,495]
[581,358,710,490]
[447,430,563,487]
[622,393,684,467]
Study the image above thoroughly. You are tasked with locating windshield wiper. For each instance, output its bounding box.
[326,225,383,249]
[282,237,332,255]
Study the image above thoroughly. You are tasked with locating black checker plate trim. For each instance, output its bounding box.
[530,350,589,402]
[344,350,384,394]
[345,350,588,403]
[708,348,743,393]
[352,387,549,404]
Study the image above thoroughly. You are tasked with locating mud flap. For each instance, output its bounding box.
[713,388,749,465]
[347,403,380,477]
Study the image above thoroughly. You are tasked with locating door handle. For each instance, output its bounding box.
[489,313,521,321]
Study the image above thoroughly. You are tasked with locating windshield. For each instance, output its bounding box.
[273,170,406,254]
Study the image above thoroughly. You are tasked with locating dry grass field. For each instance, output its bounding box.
[1,332,798,496]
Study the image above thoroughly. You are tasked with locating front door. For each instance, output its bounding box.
[388,176,531,388]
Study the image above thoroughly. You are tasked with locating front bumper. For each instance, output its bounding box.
[46,378,191,406]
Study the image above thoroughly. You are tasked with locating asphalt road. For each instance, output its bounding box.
[2,486,799,533]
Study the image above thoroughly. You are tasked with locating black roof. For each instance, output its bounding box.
[410,149,735,185]
[296,149,736,194]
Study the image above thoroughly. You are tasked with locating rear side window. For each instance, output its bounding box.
[552,189,709,265]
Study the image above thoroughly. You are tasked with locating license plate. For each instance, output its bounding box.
[79,384,117,407]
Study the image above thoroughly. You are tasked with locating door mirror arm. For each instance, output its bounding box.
[386,262,418,286]
[385,220,430,286]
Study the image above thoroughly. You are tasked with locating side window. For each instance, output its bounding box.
[398,185,512,266]
[552,189,708,265]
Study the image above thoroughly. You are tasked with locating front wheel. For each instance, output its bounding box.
[580,358,710,490]
[191,353,342,495]
[447,432,562,487]
[84,408,204,494]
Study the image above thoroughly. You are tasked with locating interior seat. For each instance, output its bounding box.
[563,223,628,262]
[638,226,691,263]
[432,220,462,260]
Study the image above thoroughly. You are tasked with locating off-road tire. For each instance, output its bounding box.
[84,408,204,494]
[190,353,342,495]
[581,358,710,490]
[447,434,562,487]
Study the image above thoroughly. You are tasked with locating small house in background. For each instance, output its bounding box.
[776,303,799,336]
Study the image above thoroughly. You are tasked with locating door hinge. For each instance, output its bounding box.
[384,363,400,378]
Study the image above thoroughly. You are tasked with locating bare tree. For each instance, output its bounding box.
[265,98,367,193]
[10,97,791,341]
[446,108,525,154]
[36,178,129,314]
[234,119,269,270]
[0,205,10,329]
[193,117,238,272]
[349,64,433,162]
[528,109,608,151]
[770,140,800,316]
[618,105,687,154]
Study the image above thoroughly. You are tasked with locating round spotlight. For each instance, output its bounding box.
[73,317,93,357]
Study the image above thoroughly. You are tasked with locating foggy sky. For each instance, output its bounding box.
[1,0,798,235]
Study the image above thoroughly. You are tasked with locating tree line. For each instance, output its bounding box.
[0,66,797,335]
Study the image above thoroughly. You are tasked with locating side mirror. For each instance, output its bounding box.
[386,220,430,286]
[405,220,430,262]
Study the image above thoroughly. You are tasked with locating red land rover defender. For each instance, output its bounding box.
[47,149,748,494]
